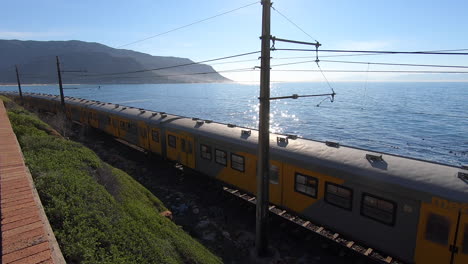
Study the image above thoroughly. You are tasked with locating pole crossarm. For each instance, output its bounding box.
[271,36,321,48]
[267,92,336,100]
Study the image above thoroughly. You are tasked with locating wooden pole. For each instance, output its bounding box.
[56,56,66,112]
[15,65,23,104]
[256,0,271,257]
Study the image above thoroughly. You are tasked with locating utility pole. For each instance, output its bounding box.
[15,65,23,104]
[256,0,271,257]
[56,56,66,112]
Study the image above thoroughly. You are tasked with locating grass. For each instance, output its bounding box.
[1,96,221,264]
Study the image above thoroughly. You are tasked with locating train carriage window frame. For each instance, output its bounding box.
[168,135,177,148]
[200,144,212,160]
[294,173,318,198]
[324,182,353,211]
[231,153,245,172]
[360,193,397,226]
[215,149,227,167]
[424,213,451,245]
[152,130,160,143]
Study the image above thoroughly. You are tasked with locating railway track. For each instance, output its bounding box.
[222,186,405,264]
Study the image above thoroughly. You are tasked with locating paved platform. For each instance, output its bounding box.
[0,101,65,264]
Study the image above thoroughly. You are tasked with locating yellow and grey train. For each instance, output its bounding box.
[8,93,468,264]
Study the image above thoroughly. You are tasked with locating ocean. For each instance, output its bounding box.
[2,82,467,166]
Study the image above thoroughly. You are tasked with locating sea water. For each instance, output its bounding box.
[2,82,467,166]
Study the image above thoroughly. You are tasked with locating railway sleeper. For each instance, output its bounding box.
[222,186,405,264]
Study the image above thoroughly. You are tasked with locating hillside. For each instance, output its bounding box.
[0,40,230,84]
[0,95,222,264]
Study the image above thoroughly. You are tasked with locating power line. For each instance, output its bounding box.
[76,51,260,77]
[273,49,468,60]
[320,60,468,69]
[117,1,260,48]
[73,67,256,79]
[271,69,468,73]
[270,59,468,69]
[271,6,318,42]
[273,48,468,55]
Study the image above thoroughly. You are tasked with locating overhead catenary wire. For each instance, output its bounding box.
[272,48,468,55]
[271,69,468,73]
[72,67,257,79]
[320,60,468,69]
[271,49,468,60]
[269,59,468,69]
[74,51,261,77]
[116,1,260,48]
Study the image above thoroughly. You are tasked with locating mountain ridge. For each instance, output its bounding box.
[0,39,231,84]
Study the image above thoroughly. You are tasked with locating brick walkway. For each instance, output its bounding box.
[0,101,65,264]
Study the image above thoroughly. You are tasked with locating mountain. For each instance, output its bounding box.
[0,40,231,84]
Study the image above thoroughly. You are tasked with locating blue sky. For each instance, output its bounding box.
[2,0,468,82]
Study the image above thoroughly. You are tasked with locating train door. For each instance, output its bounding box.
[269,160,283,206]
[137,122,149,150]
[89,111,99,128]
[415,202,460,264]
[166,131,178,161]
[149,127,162,155]
[184,134,195,169]
[80,108,88,124]
[111,117,119,137]
[117,119,128,138]
[179,134,195,169]
[454,212,468,264]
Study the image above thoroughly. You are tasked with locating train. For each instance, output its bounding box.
[4,92,468,264]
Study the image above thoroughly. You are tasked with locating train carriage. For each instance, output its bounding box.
[5,92,467,264]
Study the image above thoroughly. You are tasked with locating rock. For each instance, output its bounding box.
[202,231,216,241]
[159,210,173,220]
[195,220,211,229]
[222,231,230,239]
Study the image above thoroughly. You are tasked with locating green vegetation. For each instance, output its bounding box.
[1,97,221,264]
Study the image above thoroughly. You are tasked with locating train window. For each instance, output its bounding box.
[361,193,396,226]
[425,213,450,245]
[152,131,159,142]
[215,149,227,166]
[168,135,177,148]
[107,117,111,125]
[463,224,468,254]
[294,173,318,198]
[231,154,245,172]
[200,144,212,160]
[325,182,353,210]
[270,165,279,184]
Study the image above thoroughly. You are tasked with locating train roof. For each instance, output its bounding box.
[20,93,468,203]
[163,114,468,203]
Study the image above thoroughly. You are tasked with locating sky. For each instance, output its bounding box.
[2,0,468,83]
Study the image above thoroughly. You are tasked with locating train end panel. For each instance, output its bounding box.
[415,197,468,264]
